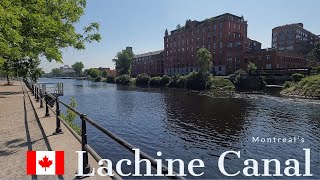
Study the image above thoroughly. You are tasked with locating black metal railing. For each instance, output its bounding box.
[24,80,186,179]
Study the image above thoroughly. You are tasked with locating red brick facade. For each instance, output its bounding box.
[243,49,307,69]
[131,50,164,77]
[164,13,261,75]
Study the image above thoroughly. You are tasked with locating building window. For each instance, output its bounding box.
[219,42,222,48]
[266,64,272,69]
[220,22,223,28]
[235,42,241,47]
[213,42,216,49]
[220,32,222,38]
[227,42,233,48]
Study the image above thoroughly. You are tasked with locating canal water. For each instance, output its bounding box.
[39,78,320,179]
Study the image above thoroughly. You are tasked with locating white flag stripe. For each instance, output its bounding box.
[35,151,56,175]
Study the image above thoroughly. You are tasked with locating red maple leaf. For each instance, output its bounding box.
[38,156,53,171]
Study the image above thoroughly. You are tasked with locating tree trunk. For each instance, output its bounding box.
[6,74,10,85]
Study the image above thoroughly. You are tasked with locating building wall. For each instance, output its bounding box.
[243,49,307,69]
[131,51,164,77]
[164,13,256,75]
[272,23,320,55]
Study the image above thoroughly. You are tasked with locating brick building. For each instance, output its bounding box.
[131,50,164,77]
[96,67,117,77]
[272,23,320,55]
[164,13,261,75]
[243,48,307,69]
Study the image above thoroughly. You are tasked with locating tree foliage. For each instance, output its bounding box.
[197,48,213,76]
[72,62,84,76]
[87,68,101,79]
[247,62,257,71]
[308,44,320,66]
[113,49,134,76]
[0,0,101,82]
[51,68,63,77]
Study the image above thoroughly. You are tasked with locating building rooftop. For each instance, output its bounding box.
[134,50,163,58]
[170,13,245,35]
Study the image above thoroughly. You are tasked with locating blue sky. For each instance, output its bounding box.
[40,0,320,72]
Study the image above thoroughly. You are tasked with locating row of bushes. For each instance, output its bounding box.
[133,72,234,90]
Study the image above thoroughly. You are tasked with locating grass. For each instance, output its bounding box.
[281,74,320,98]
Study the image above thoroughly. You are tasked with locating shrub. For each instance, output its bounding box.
[115,74,131,85]
[149,76,162,86]
[208,76,235,90]
[167,75,180,88]
[176,75,187,88]
[94,76,102,82]
[59,97,81,135]
[161,75,171,86]
[291,73,304,83]
[313,66,320,74]
[283,81,293,89]
[136,73,151,86]
[105,76,115,83]
[185,72,207,90]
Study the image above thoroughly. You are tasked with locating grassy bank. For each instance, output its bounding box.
[281,74,320,98]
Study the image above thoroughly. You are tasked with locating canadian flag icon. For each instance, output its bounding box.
[27,151,64,175]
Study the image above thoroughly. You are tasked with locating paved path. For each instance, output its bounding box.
[0,81,117,180]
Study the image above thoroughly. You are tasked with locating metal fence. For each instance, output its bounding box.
[24,80,186,179]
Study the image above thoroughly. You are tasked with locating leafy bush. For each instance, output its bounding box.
[185,72,207,90]
[208,77,235,89]
[115,74,131,85]
[136,73,151,86]
[161,75,171,86]
[291,73,304,83]
[59,97,81,135]
[176,75,187,88]
[313,66,320,74]
[167,75,181,88]
[94,76,102,82]
[283,81,293,89]
[149,76,162,86]
[105,76,115,83]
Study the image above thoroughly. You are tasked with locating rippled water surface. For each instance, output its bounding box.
[39,78,320,179]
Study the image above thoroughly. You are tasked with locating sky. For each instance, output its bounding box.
[40,0,320,73]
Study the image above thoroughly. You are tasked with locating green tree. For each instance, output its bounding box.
[0,0,101,83]
[197,48,213,76]
[87,68,101,79]
[247,62,257,71]
[72,62,84,77]
[113,49,134,76]
[51,68,63,77]
[101,71,108,78]
[308,44,320,66]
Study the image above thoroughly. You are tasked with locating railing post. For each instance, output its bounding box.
[54,97,63,134]
[80,114,91,174]
[39,89,43,108]
[36,86,39,102]
[32,84,35,96]
[45,92,50,117]
[35,85,38,100]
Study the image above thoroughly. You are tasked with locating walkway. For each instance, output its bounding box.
[0,81,115,179]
